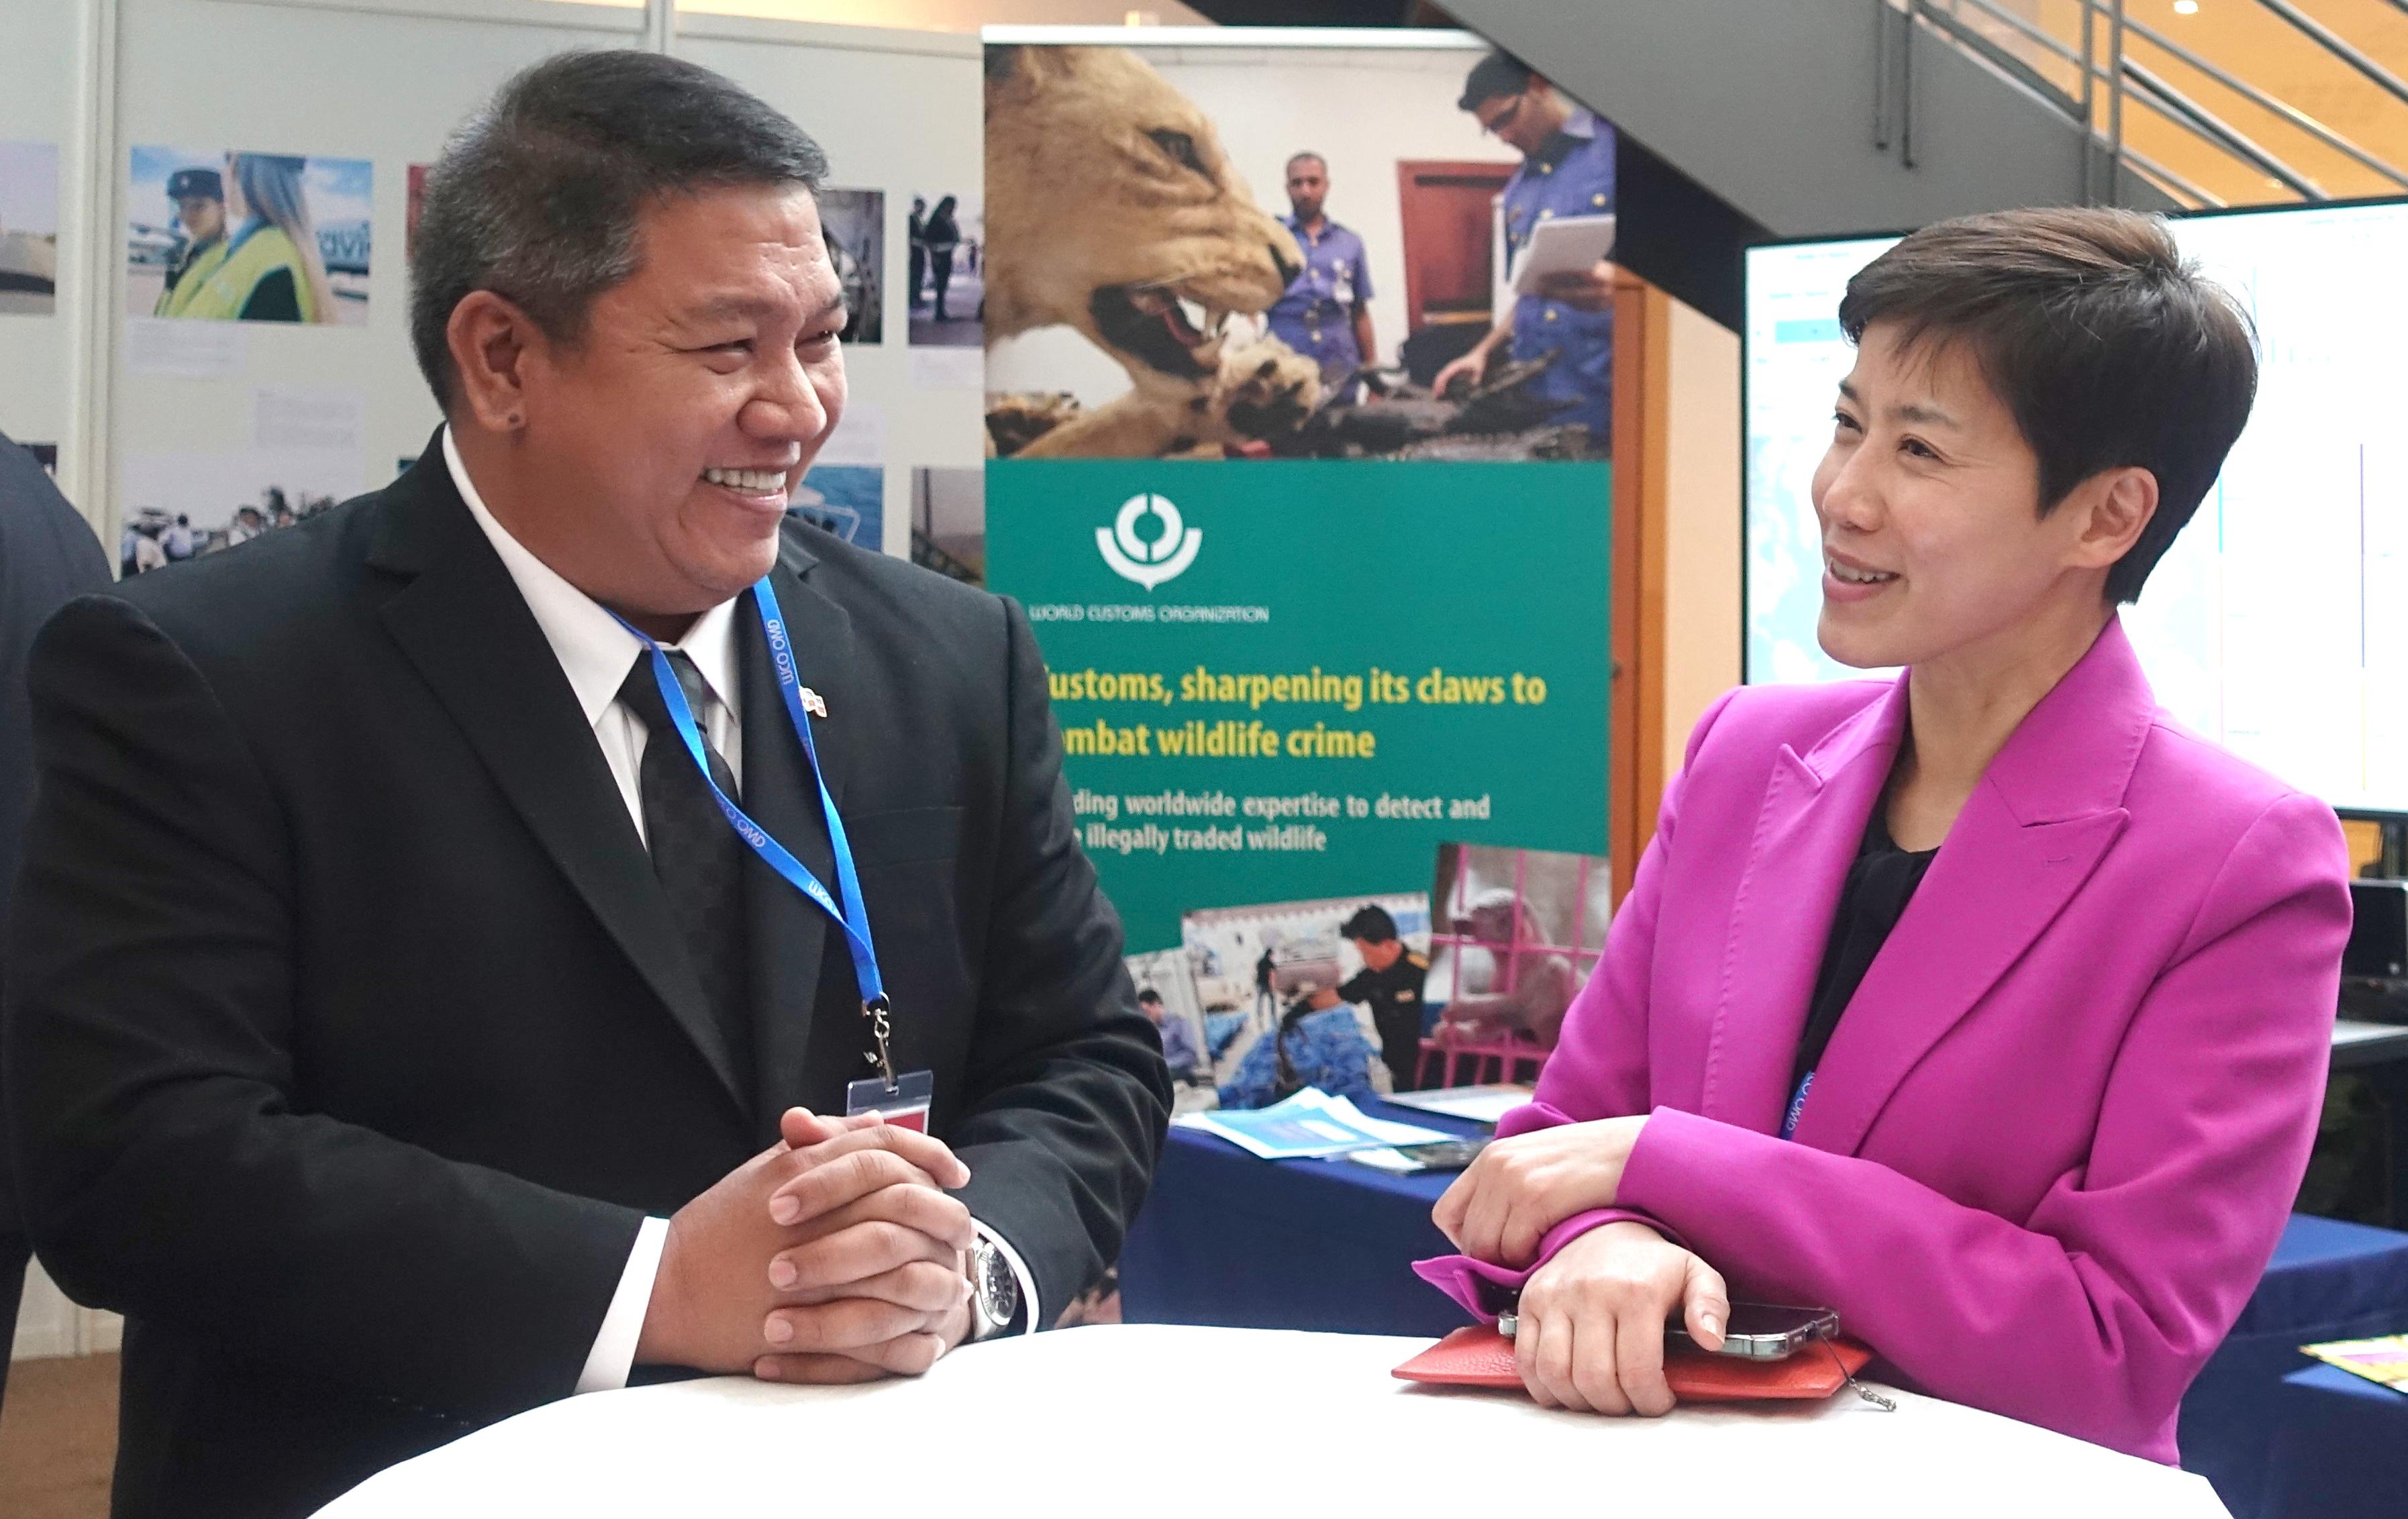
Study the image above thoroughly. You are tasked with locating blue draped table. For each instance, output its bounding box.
[2258,1363,2408,1519]
[1119,1099,1482,1339]
[2179,1214,2408,1517]
[1121,1108,2408,1518]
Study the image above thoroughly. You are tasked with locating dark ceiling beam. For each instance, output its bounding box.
[1176,1,1425,26]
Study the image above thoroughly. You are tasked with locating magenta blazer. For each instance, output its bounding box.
[1418,618,2350,1461]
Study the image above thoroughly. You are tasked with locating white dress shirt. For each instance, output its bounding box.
[442,431,1036,1396]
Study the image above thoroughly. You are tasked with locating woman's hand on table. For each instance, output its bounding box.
[1432,1115,1648,1267]
[1515,1220,1727,1416]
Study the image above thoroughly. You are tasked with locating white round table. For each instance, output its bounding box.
[315,1324,2229,1517]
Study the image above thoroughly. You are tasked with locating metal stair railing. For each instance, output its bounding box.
[2121,56,2325,199]
[1911,0,2213,203]
[2118,8,2408,191]
[2256,0,2408,110]
[2117,145,2228,209]
[1901,0,2238,205]
[1889,0,2408,209]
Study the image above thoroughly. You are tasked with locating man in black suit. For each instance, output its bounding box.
[0,432,110,1418]
[5,52,1167,1516]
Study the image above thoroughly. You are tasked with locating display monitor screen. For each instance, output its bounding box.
[1744,201,2408,811]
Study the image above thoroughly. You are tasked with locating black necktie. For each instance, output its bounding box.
[617,649,753,1091]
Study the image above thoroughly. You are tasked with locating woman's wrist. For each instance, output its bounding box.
[1587,1114,1648,1208]
[1432,1113,1653,1266]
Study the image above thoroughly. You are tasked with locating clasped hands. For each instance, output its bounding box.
[1434,1116,1729,1416]
[637,1106,980,1385]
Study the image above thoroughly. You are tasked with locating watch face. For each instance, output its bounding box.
[977,1242,1019,1324]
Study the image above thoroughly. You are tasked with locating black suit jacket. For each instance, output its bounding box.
[3,443,1168,1517]
[0,431,111,1416]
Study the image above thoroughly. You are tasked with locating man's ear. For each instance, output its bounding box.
[2068,465,2160,572]
[444,290,540,435]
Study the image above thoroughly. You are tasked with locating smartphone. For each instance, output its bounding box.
[1389,1137,1489,1171]
[1348,1137,1488,1174]
[1664,1302,1840,1361]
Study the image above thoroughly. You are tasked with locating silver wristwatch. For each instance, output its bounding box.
[966,1235,1021,1340]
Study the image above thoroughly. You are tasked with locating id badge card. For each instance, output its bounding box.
[846,1068,934,1132]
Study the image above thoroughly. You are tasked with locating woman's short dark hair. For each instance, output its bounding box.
[1837,207,2257,605]
[409,49,827,411]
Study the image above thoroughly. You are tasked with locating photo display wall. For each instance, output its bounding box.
[20,10,1621,1091]
[978,31,1617,966]
[77,0,991,580]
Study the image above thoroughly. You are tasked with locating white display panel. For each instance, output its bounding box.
[1744,202,2408,812]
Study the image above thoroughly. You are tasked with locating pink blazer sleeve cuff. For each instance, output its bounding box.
[1411,1208,1685,1322]
[1612,1105,1748,1229]
[1492,1099,1575,1140]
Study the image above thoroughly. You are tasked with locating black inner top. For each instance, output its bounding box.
[1791,798,1939,1092]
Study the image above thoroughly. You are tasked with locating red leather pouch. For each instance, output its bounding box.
[1392,1323,1874,1402]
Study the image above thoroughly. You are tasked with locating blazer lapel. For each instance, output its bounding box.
[368,449,749,1118]
[1700,681,1907,1131]
[1789,618,2150,1156]
[739,543,862,1130]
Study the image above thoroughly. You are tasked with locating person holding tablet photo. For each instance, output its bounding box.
[1423,206,2350,1463]
[1433,51,1616,454]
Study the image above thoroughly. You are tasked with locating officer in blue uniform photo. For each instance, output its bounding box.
[1434,52,1617,456]
[1266,152,1378,399]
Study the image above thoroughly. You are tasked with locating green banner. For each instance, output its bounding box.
[987,458,1611,951]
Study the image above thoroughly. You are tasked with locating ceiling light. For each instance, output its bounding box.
[2174,0,2199,14]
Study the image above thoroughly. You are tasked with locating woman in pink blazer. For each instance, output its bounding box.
[1422,208,2352,1463]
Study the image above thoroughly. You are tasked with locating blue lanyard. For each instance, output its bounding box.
[1780,1069,1814,1141]
[611,580,895,1082]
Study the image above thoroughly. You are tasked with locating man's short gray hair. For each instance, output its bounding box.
[409,49,828,410]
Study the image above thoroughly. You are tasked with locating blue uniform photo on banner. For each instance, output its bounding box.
[1429,49,1619,455]
[980,41,1621,1296]
[1499,106,1616,438]
[1267,151,1376,398]
[981,35,1621,1012]
[983,40,1622,463]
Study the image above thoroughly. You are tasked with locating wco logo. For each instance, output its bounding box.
[1096,493,1201,591]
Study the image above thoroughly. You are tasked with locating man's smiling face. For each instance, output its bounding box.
[513,183,847,622]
